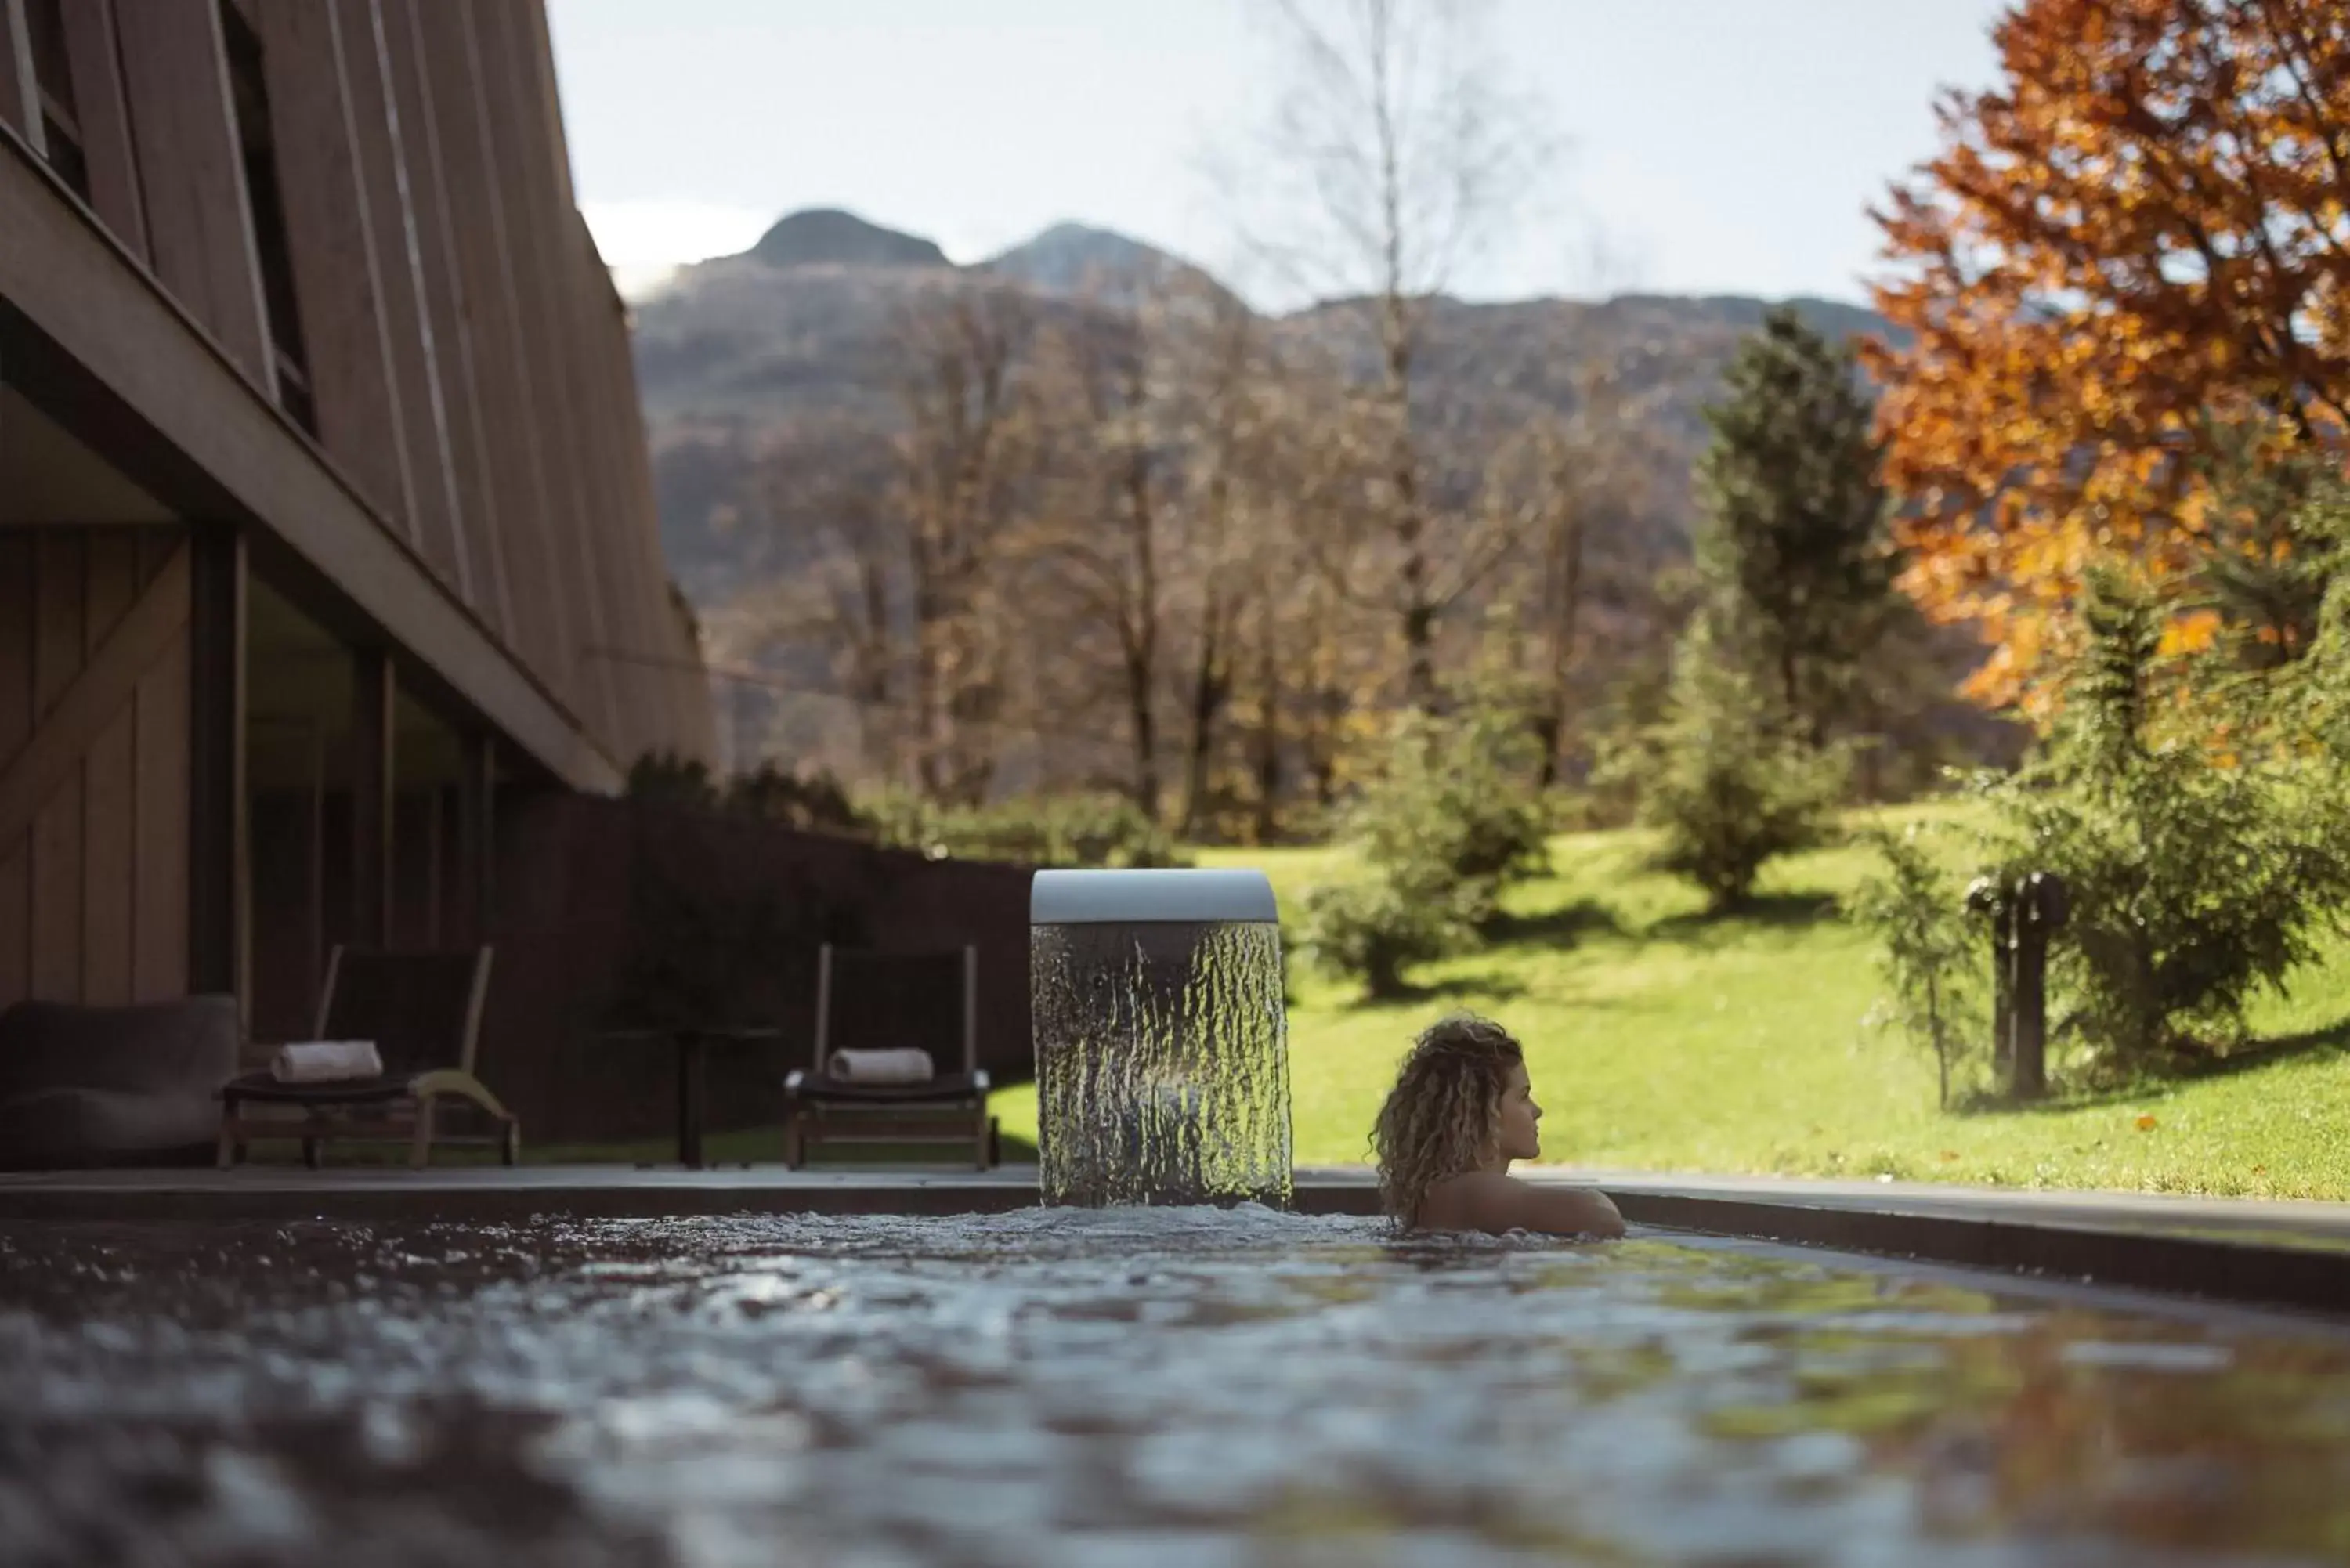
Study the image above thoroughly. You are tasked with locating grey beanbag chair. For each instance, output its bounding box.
[0,995,240,1169]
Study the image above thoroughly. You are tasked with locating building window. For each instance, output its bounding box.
[219,0,316,436]
[24,0,89,201]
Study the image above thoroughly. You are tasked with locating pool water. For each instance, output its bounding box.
[2,1209,2348,1566]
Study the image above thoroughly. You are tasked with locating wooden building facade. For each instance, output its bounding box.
[0,0,713,1024]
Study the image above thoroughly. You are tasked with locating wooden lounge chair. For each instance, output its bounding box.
[783,944,996,1170]
[216,945,517,1169]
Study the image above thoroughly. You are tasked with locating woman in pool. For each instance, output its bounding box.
[1371,1013,1626,1237]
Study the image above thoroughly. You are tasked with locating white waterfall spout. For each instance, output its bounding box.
[1029,869,1292,1209]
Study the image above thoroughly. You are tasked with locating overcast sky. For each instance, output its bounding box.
[546,0,2008,309]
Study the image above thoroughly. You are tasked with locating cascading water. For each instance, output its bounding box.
[1030,869,1292,1209]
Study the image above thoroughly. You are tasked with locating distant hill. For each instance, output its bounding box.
[746,208,950,270]
[977,222,1237,309]
[627,210,1903,615]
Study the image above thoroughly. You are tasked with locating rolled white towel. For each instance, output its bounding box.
[826,1047,935,1084]
[270,1040,385,1083]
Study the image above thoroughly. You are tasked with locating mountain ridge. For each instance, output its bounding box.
[669,206,1893,321]
[630,209,1901,626]
[744,207,951,271]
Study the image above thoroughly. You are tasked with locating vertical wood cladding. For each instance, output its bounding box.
[469,0,618,742]
[374,0,512,644]
[0,529,193,1013]
[10,0,711,782]
[110,0,278,396]
[252,0,417,549]
[0,1,44,161]
[57,1,150,258]
[405,0,577,714]
[328,0,472,602]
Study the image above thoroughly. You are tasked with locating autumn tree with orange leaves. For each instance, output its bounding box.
[1868,0,2350,710]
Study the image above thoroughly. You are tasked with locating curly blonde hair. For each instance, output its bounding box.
[1368,1014,1524,1227]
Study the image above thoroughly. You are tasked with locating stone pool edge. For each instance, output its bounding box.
[0,1166,2343,1319]
[1600,1188,2350,1321]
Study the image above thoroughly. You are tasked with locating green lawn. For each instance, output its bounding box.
[993,804,2350,1201]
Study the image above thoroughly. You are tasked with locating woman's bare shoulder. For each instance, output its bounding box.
[1415,1172,1625,1238]
[1415,1171,1520,1227]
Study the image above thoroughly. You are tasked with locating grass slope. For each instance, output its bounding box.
[993,806,2350,1200]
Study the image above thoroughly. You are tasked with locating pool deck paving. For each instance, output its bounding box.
[0,1162,2344,1316]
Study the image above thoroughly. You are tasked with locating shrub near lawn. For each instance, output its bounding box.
[1859,570,2350,1089]
[1611,623,1848,915]
[1349,706,1551,934]
[1299,706,1550,999]
[1297,876,1471,1003]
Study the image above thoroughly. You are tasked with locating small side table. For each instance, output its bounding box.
[601,1026,783,1169]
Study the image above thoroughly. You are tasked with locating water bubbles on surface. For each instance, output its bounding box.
[359,1403,423,1468]
[2059,1339,2236,1372]
[0,1213,2348,1566]
[197,1448,315,1549]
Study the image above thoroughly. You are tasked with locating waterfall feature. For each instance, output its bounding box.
[1030,869,1292,1209]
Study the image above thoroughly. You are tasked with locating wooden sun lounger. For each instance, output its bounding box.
[217,945,517,1169]
[783,944,996,1170]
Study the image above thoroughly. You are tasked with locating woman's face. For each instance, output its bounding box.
[1495,1060,1542,1163]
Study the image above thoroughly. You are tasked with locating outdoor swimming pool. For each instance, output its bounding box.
[1,1208,2346,1566]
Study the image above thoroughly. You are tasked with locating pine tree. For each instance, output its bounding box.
[2190,425,2347,673]
[1694,306,1903,747]
[1986,566,2350,1066]
[1607,613,1847,914]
